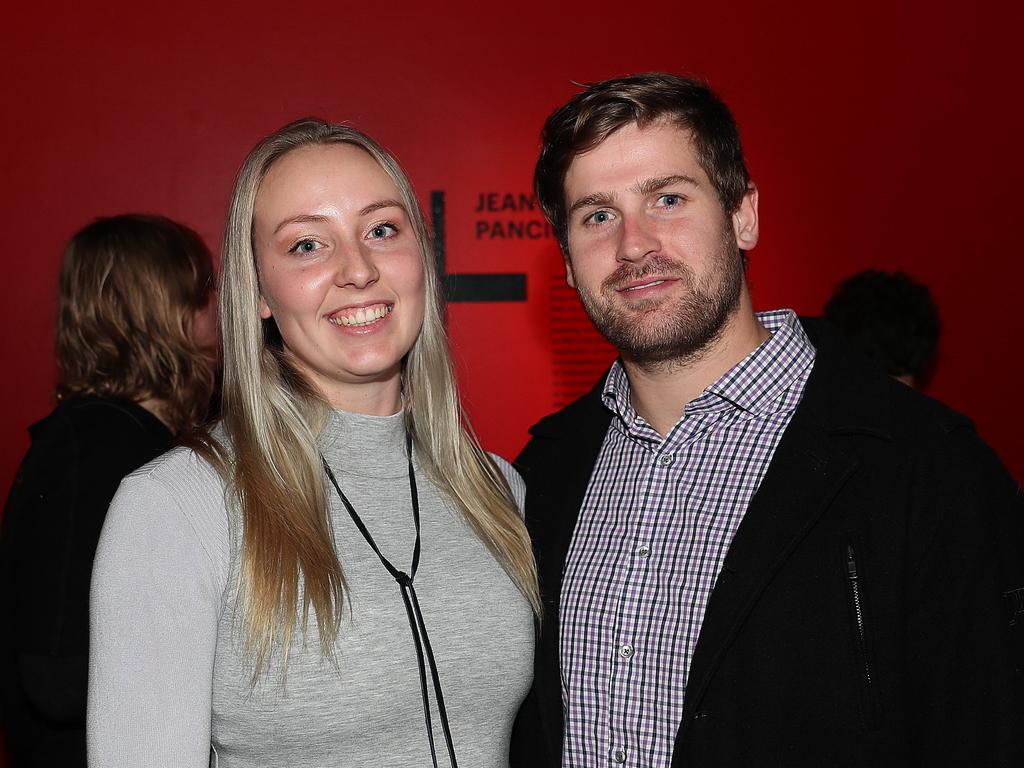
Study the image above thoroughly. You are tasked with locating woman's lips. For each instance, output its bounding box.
[326,302,393,327]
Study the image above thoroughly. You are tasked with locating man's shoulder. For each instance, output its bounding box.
[527,380,610,439]
[799,317,999,480]
[516,373,613,473]
[800,316,972,437]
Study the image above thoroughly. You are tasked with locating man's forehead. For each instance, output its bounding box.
[564,121,705,197]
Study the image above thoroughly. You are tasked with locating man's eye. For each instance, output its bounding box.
[586,210,614,225]
[289,239,321,254]
[657,194,682,207]
[368,223,398,239]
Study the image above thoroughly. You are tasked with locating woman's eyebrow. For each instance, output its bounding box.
[273,214,330,235]
[271,200,406,235]
[359,199,406,217]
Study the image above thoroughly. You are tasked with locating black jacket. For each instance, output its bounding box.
[511,319,1024,767]
[0,397,171,768]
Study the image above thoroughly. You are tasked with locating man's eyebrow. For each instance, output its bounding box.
[273,214,330,235]
[568,192,616,216]
[632,174,701,195]
[567,175,701,217]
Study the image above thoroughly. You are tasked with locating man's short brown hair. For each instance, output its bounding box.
[534,72,751,253]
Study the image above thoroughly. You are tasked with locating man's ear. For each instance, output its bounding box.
[258,294,272,319]
[563,253,576,289]
[732,184,759,250]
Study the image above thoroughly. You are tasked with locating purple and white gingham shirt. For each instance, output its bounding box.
[560,309,816,767]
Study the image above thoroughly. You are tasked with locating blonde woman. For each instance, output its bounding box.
[86,120,539,768]
[0,214,216,768]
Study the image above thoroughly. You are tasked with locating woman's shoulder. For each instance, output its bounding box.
[110,444,234,567]
[122,421,233,497]
[125,442,223,492]
[93,449,234,646]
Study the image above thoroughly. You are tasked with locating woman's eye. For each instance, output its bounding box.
[288,239,321,255]
[368,223,398,239]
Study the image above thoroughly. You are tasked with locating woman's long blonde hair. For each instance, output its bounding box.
[201,118,539,676]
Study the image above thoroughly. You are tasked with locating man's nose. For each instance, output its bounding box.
[616,213,660,263]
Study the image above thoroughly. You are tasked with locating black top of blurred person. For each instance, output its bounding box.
[0,213,216,767]
[0,396,171,767]
[824,269,940,389]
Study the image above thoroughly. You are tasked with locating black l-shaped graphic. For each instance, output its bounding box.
[431,191,527,302]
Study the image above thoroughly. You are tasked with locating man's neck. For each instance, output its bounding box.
[622,302,770,437]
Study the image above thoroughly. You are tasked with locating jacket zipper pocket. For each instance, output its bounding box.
[845,542,879,728]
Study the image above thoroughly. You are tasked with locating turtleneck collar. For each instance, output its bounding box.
[318,408,412,479]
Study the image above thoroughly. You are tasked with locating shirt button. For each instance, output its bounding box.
[636,543,651,558]
[612,748,626,764]
[619,643,634,659]
[658,453,675,466]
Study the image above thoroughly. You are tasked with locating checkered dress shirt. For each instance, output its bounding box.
[560,309,816,767]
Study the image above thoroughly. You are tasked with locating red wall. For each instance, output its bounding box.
[2,0,1021,503]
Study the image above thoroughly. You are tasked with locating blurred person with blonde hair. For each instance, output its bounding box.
[0,213,217,767]
[87,119,539,768]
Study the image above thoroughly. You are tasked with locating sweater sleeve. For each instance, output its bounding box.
[489,453,526,516]
[87,456,228,768]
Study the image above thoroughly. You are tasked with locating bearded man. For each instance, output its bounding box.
[511,73,1023,768]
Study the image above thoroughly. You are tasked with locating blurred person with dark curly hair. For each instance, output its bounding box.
[824,269,940,389]
[0,214,217,768]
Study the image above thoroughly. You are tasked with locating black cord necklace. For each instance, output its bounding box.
[321,432,459,768]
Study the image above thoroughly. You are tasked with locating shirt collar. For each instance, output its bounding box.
[601,309,816,428]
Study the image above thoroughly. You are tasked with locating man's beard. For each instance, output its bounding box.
[574,228,745,369]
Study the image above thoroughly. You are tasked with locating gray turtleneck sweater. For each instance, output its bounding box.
[87,410,534,767]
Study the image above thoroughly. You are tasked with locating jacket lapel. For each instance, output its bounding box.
[517,379,613,762]
[680,409,859,723]
[521,378,613,609]
[680,319,887,724]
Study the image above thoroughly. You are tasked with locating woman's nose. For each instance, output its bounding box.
[334,244,379,289]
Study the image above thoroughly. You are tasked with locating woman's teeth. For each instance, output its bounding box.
[329,304,391,327]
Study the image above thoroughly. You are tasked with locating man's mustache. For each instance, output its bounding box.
[601,255,694,293]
